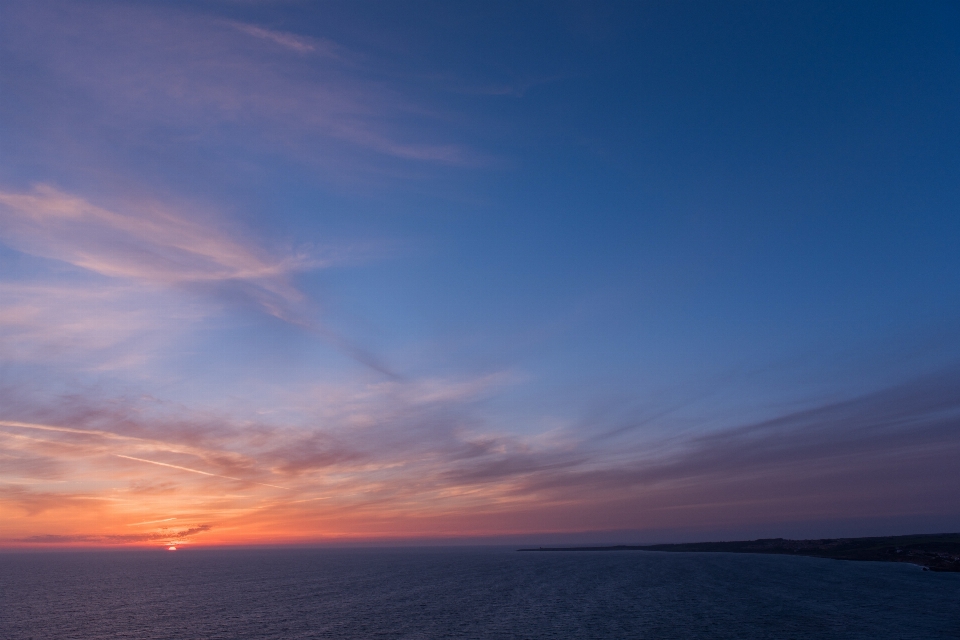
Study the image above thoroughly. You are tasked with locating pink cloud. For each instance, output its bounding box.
[3,368,958,545]
[227,22,340,57]
[3,2,481,169]
[0,185,309,289]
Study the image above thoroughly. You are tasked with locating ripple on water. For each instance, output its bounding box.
[1,547,959,639]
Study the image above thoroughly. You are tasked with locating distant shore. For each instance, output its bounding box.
[519,533,960,572]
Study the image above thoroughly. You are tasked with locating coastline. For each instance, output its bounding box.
[519,533,960,572]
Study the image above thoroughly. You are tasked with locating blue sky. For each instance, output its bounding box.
[1,0,959,545]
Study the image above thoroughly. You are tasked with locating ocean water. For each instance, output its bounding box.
[1,547,958,639]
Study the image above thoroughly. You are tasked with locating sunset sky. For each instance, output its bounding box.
[1,0,959,548]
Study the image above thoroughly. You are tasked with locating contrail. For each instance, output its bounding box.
[127,517,177,526]
[0,420,126,439]
[0,421,290,490]
[0,421,209,457]
[114,454,289,490]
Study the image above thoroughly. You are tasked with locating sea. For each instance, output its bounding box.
[2,547,958,639]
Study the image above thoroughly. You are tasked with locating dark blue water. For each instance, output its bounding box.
[2,547,958,639]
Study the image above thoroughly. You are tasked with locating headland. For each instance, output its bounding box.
[519,533,960,572]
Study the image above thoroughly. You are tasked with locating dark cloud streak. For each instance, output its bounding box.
[15,524,211,545]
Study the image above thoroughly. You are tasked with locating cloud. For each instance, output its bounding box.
[0,416,281,489]
[114,454,289,489]
[0,371,529,528]
[2,349,959,542]
[16,524,211,545]
[0,183,405,379]
[0,281,198,368]
[0,184,350,370]
[0,1,485,380]
[499,368,960,524]
[1,2,480,171]
[0,184,307,297]
[0,485,103,517]
[228,22,337,56]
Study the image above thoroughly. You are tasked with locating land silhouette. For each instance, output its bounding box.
[520,533,960,572]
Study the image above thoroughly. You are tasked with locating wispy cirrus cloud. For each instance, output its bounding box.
[3,367,959,544]
[0,0,483,381]
[0,184,309,295]
[0,182,400,379]
[0,184,329,372]
[0,282,189,368]
[227,22,340,57]
[2,0,958,549]
[1,1,482,172]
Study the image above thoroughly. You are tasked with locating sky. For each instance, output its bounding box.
[1,0,959,548]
